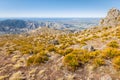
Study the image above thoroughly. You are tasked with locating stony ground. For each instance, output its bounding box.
[0,48,120,80]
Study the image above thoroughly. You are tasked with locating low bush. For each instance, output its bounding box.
[27,51,48,66]
[93,58,105,67]
[89,50,101,59]
[0,41,6,47]
[63,53,79,71]
[63,49,89,71]
[107,40,119,48]
[102,48,120,59]
[47,45,56,52]
[62,48,73,56]
[112,56,120,69]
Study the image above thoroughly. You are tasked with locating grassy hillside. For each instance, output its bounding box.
[0,25,120,79]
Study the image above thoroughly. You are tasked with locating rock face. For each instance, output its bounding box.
[100,8,120,27]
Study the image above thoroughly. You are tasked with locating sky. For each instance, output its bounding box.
[0,0,120,18]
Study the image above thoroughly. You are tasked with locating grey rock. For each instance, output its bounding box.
[100,8,120,27]
[49,40,59,45]
[81,45,95,51]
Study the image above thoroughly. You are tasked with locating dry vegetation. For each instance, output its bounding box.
[0,26,120,79]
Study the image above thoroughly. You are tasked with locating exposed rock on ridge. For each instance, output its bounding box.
[100,8,120,27]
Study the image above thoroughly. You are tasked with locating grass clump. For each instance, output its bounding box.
[63,49,89,71]
[102,48,120,59]
[47,45,56,52]
[107,40,119,48]
[112,56,120,69]
[27,51,48,66]
[63,53,79,71]
[62,48,73,56]
[89,50,101,59]
[93,58,105,67]
[0,41,6,47]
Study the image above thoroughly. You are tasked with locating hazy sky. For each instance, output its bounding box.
[0,0,120,18]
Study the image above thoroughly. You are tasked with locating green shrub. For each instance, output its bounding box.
[27,51,48,66]
[89,50,101,58]
[107,40,119,48]
[93,58,105,67]
[47,45,56,52]
[63,48,73,56]
[78,53,90,64]
[112,56,120,69]
[101,32,110,37]
[63,53,79,71]
[0,41,6,47]
[102,48,120,59]
[27,55,36,66]
[63,49,89,71]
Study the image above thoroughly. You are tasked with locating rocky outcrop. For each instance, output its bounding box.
[100,8,120,27]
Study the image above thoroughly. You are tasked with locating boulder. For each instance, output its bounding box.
[81,45,95,51]
[49,40,59,45]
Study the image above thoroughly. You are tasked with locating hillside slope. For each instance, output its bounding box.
[0,9,120,80]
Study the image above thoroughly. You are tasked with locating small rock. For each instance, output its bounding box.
[49,40,59,45]
[81,45,95,51]
[100,74,112,80]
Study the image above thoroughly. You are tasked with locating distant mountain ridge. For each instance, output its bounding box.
[0,18,99,34]
[0,19,40,34]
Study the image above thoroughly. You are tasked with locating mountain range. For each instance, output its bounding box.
[0,18,100,34]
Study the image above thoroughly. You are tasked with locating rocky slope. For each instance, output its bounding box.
[0,8,120,80]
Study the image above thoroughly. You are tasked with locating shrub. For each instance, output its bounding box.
[78,53,90,64]
[112,56,120,69]
[47,45,56,52]
[63,48,73,56]
[0,41,6,47]
[107,41,119,48]
[101,32,110,37]
[7,48,16,54]
[89,50,101,59]
[102,48,120,59]
[63,49,89,71]
[92,35,100,39]
[27,55,36,66]
[103,27,108,30]
[71,49,88,54]
[63,53,79,71]
[19,44,34,54]
[93,58,105,67]
[27,52,48,66]
[56,49,64,55]
[60,43,70,49]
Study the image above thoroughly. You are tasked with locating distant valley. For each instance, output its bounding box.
[0,18,100,34]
